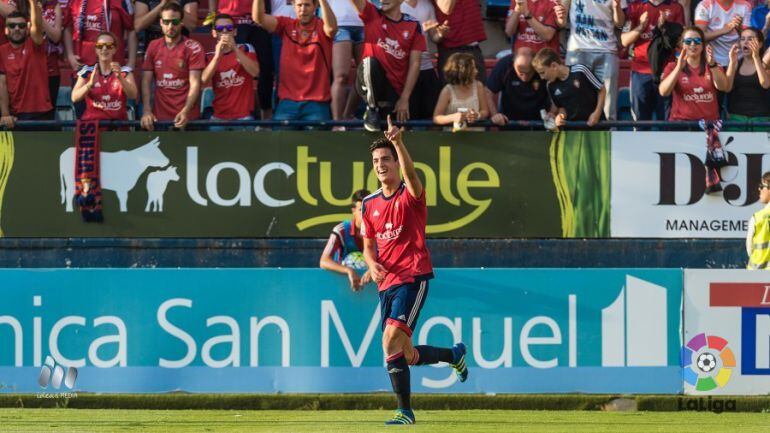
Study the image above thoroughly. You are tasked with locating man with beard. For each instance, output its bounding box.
[0,0,53,129]
[141,2,205,130]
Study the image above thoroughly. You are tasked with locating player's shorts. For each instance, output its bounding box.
[379,279,429,337]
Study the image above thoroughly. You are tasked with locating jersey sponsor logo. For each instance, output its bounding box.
[85,14,103,32]
[93,95,123,112]
[216,68,246,89]
[156,73,186,89]
[376,222,403,241]
[376,37,407,60]
[683,89,714,103]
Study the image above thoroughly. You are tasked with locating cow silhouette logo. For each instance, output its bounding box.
[38,356,78,390]
[59,137,170,212]
[145,166,180,212]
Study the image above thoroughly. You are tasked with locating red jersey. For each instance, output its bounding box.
[142,36,206,120]
[79,65,130,121]
[274,16,333,102]
[360,2,426,94]
[0,39,53,114]
[216,0,252,22]
[206,44,257,119]
[508,0,559,53]
[626,0,685,74]
[433,0,486,48]
[64,0,133,66]
[361,183,434,292]
[43,0,64,77]
[662,61,721,121]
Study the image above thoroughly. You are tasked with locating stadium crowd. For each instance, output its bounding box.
[0,0,768,129]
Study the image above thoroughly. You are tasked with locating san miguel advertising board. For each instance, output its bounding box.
[0,131,611,238]
[0,268,681,394]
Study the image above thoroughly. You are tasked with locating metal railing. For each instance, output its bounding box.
[6,119,769,130]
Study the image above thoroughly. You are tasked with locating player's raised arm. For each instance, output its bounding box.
[385,115,422,199]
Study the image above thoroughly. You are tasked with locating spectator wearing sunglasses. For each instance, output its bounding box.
[694,0,750,67]
[659,26,729,121]
[202,13,259,129]
[0,2,54,129]
[63,0,136,72]
[141,2,205,130]
[725,27,770,126]
[134,0,199,48]
[746,172,770,270]
[214,0,274,121]
[71,31,137,123]
[253,0,337,122]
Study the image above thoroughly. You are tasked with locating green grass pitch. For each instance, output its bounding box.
[0,409,768,432]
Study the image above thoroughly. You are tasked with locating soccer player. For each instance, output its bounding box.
[319,189,371,291]
[360,115,468,425]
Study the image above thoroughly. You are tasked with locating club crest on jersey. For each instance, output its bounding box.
[373,210,380,217]
[178,60,185,69]
[402,31,409,39]
[573,79,580,88]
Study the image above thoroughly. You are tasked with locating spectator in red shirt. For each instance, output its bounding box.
[659,26,730,121]
[71,31,138,123]
[215,0,274,120]
[0,5,54,129]
[135,0,198,48]
[350,0,426,131]
[41,0,63,116]
[63,0,136,71]
[433,0,486,82]
[622,0,685,121]
[505,0,564,54]
[254,0,337,122]
[11,0,64,110]
[140,2,205,130]
[201,14,260,129]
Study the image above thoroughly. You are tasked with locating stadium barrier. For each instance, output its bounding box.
[0,129,766,239]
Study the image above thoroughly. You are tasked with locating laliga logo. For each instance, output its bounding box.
[682,333,735,392]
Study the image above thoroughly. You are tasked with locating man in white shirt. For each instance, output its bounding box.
[695,0,751,67]
[563,0,625,121]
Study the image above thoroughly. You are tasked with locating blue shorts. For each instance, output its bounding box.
[334,25,365,44]
[379,279,429,337]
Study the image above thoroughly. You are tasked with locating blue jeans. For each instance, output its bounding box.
[630,71,671,121]
[274,100,331,121]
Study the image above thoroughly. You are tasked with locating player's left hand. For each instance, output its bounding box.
[384,115,404,144]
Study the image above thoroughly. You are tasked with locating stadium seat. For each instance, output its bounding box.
[55,86,74,122]
[201,87,214,119]
[617,87,633,125]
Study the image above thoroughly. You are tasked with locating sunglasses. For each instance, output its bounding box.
[95,42,115,50]
[214,24,234,32]
[5,22,26,29]
[160,18,182,26]
[759,183,770,190]
[683,37,703,46]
